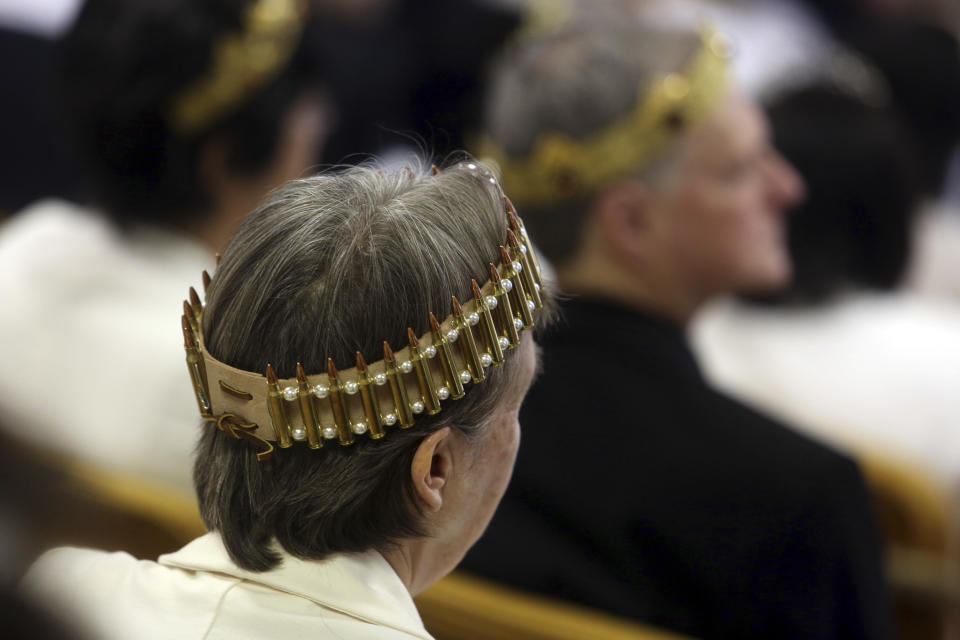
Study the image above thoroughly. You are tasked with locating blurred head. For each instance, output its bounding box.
[195,162,549,591]
[483,24,802,320]
[748,82,922,306]
[638,90,803,300]
[59,0,326,231]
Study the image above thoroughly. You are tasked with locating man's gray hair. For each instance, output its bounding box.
[484,24,702,265]
[195,161,543,571]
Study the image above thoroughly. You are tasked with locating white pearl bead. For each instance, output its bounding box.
[383,413,397,426]
[399,361,413,373]
[498,336,510,350]
[446,329,459,342]
[312,384,328,399]
[467,163,477,170]
[502,278,513,292]
[412,400,425,414]
[534,283,541,293]
[291,427,306,441]
[484,295,498,309]
[488,176,496,184]
[424,345,437,358]
[282,386,298,401]
[513,317,523,330]
[480,353,493,367]
[466,312,480,326]
[437,386,450,400]
[459,370,472,384]
[527,299,536,311]
[344,380,359,395]
[322,427,337,440]
[352,422,367,435]
[512,261,523,273]
[519,244,527,253]
[373,373,387,386]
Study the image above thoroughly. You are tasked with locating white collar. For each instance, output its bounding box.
[159,532,433,640]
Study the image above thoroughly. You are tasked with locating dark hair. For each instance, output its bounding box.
[754,83,922,305]
[195,162,549,571]
[58,0,322,229]
[849,23,960,196]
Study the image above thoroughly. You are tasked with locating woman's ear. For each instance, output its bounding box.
[591,178,652,266]
[410,427,453,512]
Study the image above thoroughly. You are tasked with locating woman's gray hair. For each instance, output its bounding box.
[484,24,701,265]
[195,160,545,571]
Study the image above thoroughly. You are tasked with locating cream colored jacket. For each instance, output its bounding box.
[23,533,434,640]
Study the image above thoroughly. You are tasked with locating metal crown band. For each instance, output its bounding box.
[182,196,544,461]
[475,28,731,208]
[168,0,308,134]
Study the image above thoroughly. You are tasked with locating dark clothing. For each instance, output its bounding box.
[462,297,891,639]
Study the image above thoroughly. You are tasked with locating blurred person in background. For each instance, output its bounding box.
[23,161,550,640]
[636,0,960,298]
[461,20,891,639]
[692,79,960,504]
[0,0,327,493]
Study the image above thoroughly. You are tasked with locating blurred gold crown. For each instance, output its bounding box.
[476,28,731,208]
[168,0,307,134]
[182,185,545,461]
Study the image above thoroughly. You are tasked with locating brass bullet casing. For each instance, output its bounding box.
[473,279,504,365]
[506,197,543,284]
[189,286,203,317]
[326,358,355,445]
[452,295,485,383]
[489,263,519,347]
[182,315,211,416]
[183,300,200,337]
[383,341,414,428]
[508,227,542,310]
[408,328,441,414]
[356,352,385,439]
[265,363,294,448]
[202,268,213,292]
[430,312,464,399]
[296,363,322,449]
[500,246,534,330]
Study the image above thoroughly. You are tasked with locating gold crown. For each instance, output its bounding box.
[182,192,545,461]
[476,28,731,208]
[168,0,308,135]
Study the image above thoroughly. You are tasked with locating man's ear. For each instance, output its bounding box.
[590,178,652,266]
[410,427,453,513]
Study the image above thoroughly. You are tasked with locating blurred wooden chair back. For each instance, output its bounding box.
[10,440,205,571]
[416,571,692,640]
[858,453,960,640]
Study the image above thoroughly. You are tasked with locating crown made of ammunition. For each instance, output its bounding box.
[476,28,731,208]
[182,192,544,461]
[168,0,307,135]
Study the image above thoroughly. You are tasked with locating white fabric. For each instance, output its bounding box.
[0,0,82,38]
[691,295,960,498]
[0,200,213,492]
[22,533,434,640]
[907,201,960,301]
